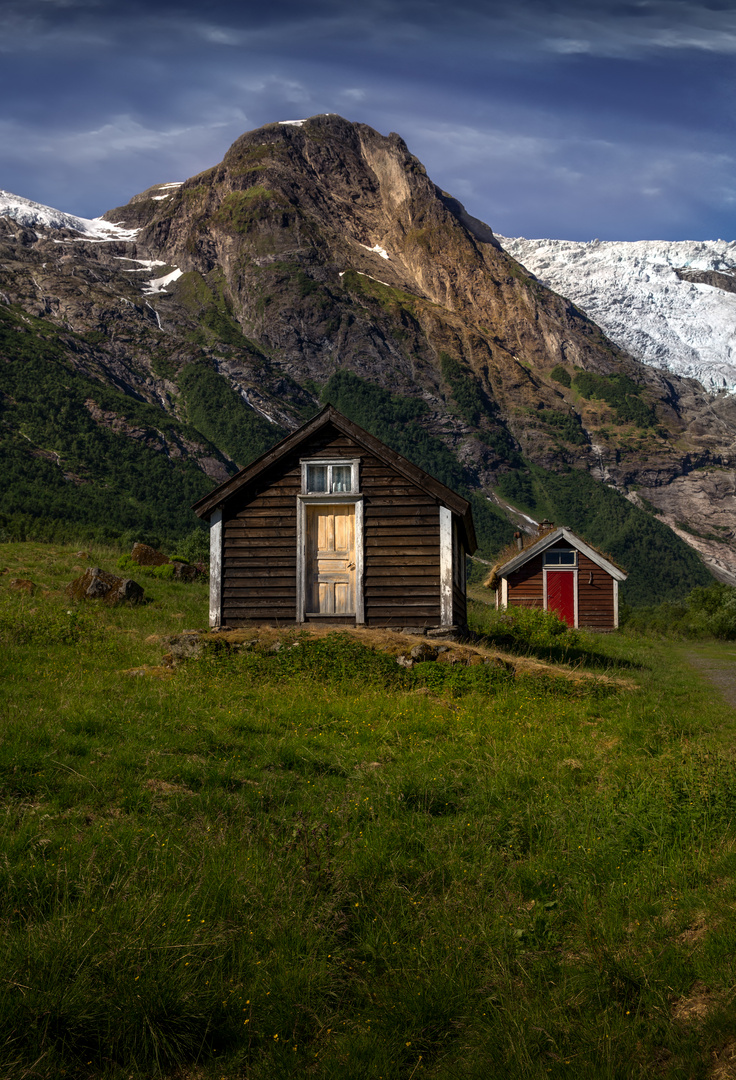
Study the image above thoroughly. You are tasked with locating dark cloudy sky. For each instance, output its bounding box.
[2,0,736,240]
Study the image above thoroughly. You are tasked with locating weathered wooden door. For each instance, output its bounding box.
[306,504,356,614]
[546,570,575,627]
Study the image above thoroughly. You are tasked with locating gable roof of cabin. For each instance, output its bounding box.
[496,526,627,581]
[192,404,477,552]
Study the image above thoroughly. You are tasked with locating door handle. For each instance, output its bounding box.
[347,561,356,571]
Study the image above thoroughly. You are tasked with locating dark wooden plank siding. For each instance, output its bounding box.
[508,554,544,608]
[577,553,615,629]
[221,449,301,626]
[362,448,441,626]
[453,580,467,626]
[219,424,446,627]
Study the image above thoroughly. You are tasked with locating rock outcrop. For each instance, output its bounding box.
[130,543,170,567]
[66,568,144,604]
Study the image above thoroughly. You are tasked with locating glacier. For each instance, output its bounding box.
[0,190,139,241]
[499,236,736,393]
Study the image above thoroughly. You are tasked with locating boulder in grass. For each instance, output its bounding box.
[9,578,35,595]
[66,567,144,605]
[130,543,169,567]
[409,642,439,662]
[171,561,202,581]
[160,631,231,666]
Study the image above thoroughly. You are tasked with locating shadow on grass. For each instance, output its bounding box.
[466,602,646,672]
[474,633,646,672]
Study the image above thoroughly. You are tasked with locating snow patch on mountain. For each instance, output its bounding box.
[144,267,183,295]
[116,256,166,272]
[498,235,736,393]
[0,190,138,241]
[360,243,390,260]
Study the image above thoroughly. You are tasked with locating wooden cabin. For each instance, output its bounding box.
[494,526,627,630]
[192,405,477,630]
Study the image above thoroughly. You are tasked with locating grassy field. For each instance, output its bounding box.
[2,544,736,1079]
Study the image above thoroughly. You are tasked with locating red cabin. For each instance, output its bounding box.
[493,526,627,630]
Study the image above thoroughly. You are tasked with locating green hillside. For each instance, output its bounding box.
[321,372,712,606]
[0,305,223,546]
[0,303,717,606]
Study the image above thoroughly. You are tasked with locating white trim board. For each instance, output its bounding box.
[613,579,619,629]
[209,509,223,629]
[440,506,453,626]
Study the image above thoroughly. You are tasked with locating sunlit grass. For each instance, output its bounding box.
[1,542,736,1078]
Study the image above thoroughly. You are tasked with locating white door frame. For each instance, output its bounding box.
[542,567,578,629]
[296,495,364,623]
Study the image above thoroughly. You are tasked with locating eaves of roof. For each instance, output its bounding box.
[191,404,478,552]
[496,526,627,581]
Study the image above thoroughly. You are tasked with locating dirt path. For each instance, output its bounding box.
[686,647,736,710]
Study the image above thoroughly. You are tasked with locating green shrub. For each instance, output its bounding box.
[440,352,491,426]
[178,361,286,468]
[173,526,210,565]
[473,605,577,650]
[116,555,174,579]
[573,371,656,427]
[214,187,285,233]
[536,408,588,445]
[0,305,218,543]
[550,364,572,387]
[621,582,736,639]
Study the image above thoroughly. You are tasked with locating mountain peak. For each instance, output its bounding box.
[2,118,736,592]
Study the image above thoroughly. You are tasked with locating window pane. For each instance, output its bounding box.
[306,465,327,492]
[332,466,352,492]
[545,549,575,565]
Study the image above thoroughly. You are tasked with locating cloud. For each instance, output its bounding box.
[0,109,252,213]
[535,2,736,58]
[400,113,736,239]
[6,0,736,66]
[3,0,736,239]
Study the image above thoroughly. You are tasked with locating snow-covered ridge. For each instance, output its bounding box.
[0,190,138,240]
[498,235,736,393]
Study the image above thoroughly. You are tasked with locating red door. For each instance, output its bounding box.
[547,571,575,627]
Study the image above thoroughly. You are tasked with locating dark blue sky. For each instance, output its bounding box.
[2,0,736,240]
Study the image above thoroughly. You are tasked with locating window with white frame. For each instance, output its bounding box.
[301,458,360,494]
[543,549,576,566]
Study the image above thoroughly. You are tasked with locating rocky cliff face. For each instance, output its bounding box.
[2,114,735,585]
